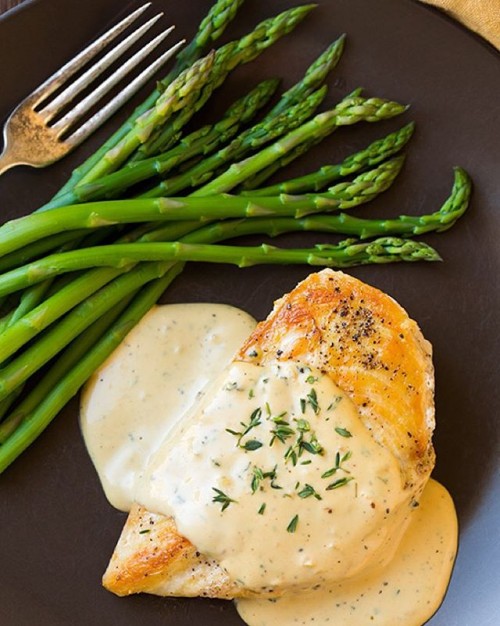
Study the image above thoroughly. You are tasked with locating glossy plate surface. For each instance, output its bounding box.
[0,0,499,624]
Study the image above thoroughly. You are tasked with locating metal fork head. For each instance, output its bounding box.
[0,3,184,174]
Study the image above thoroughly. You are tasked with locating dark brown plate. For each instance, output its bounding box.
[0,0,499,624]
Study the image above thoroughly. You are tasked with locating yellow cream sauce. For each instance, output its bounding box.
[80,303,257,510]
[80,303,457,626]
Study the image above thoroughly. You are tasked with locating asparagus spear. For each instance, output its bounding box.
[193,96,408,195]
[164,0,247,81]
[156,164,470,244]
[0,236,441,297]
[162,166,471,243]
[243,122,415,196]
[51,79,280,206]
[0,158,404,258]
[140,86,327,198]
[51,0,248,201]
[265,35,346,118]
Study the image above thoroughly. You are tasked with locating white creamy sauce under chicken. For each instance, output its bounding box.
[80,302,457,626]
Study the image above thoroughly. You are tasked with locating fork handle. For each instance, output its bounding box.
[0,148,19,176]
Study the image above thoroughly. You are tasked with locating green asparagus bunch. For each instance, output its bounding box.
[0,0,473,476]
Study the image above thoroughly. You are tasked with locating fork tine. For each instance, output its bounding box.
[40,14,168,123]
[29,3,152,108]
[52,28,179,137]
[65,39,185,148]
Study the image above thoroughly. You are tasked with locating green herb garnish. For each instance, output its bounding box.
[335,426,352,438]
[321,450,352,478]
[287,514,299,533]
[243,439,263,451]
[306,388,320,414]
[212,487,237,511]
[226,407,262,447]
[325,477,353,490]
[298,483,322,500]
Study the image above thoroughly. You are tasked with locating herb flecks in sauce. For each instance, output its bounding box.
[212,487,237,512]
[137,360,412,593]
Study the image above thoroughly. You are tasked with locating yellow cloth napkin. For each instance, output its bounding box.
[420,0,500,48]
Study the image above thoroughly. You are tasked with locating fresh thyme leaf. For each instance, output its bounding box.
[327,396,343,411]
[300,398,306,414]
[294,418,311,432]
[326,477,353,490]
[284,446,297,466]
[258,503,266,515]
[307,388,319,414]
[270,423,295,446]
[321,467,338,479]
[227,408,263,448]
[298,483,322,500]
[287,514,299,533]
[247,408,263,431]
[271,481,283,490]
[212,488,237,511]
[300,437,323,455]
[335,427,352,438]
[243,439,263,451]
[251,466,264,493]
[272,416,290,426]
[322,449,352,478]
[139,529,150,534]
[253,467,264,480]
[300,441,316,454]
[263,466,277,480]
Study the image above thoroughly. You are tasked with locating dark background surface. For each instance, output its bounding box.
[0,0,499,624]
[0,0,23,13]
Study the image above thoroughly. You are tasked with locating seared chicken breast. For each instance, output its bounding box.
[103,269,435,598]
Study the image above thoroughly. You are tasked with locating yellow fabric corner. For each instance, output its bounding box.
[420,0,500,48]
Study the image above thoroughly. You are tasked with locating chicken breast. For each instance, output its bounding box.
[102,269,435,598]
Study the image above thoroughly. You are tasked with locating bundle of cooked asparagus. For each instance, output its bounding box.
[0,0,471,472]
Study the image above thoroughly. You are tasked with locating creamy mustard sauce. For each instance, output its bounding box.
[237,479,457,626]
[138,361,414,592]
[80,302,457,625]
[80,303,256,511]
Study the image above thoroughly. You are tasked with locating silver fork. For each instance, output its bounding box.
[0,3,184,175]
